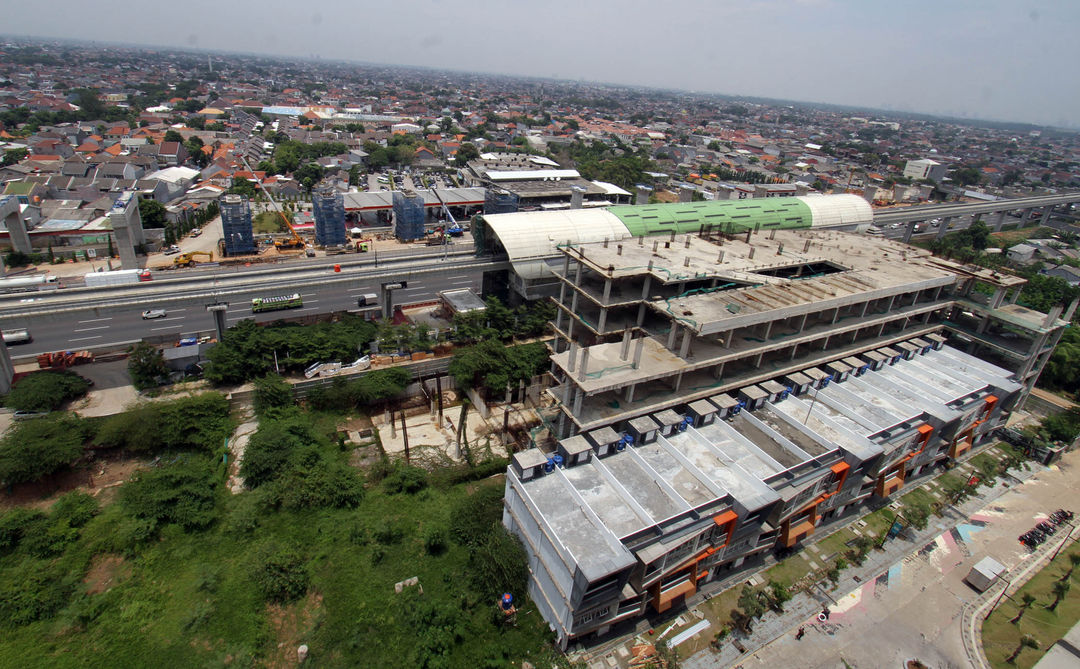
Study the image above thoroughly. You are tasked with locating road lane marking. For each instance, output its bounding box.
[69,335,103,342]
[150,326,181,332]
[450,280,472,285]
[77,317,112,324]
[155,317,186,322]
[73,325,110,332]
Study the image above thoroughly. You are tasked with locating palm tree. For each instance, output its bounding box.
[1010,593,1037,624]
[1006,635,1039,664]
[1047,579,1071,612]
[1059,553,1080,582]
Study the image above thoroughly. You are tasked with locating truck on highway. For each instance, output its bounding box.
[251,293,303,313]
[0,274,58,294]
[84,269,153,287]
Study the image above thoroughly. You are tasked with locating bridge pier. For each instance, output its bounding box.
[935,216,954,240]
[0,196,32,254]
[902,221,917,243]
[207,303,229,341]
[0,342,13,395]
[993,211,1007,231]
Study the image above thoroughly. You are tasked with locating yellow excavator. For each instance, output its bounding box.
[173,250,214,267]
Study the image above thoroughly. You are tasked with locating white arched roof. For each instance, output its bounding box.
[797,194,873,229]
[482,208,632,280]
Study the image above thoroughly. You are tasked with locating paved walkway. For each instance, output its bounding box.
[681,448,1078,669]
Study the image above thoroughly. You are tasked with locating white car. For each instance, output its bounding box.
[163,245,181,255]
[142,308,167,319]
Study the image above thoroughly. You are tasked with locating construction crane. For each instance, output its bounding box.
[173,250,214,267]
[238,155,304,251]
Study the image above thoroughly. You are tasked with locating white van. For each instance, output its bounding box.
[1,329,32,345]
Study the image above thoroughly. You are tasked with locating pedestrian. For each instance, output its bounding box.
[796,626,805,640]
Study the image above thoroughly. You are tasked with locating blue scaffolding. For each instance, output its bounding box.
[220,194,256,256]
[392,190,426,241]
[313,190,346,247]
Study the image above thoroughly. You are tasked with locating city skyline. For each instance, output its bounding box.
[5,0,1079,128]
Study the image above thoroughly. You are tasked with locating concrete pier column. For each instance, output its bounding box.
[935,216,954,240]
[620,329,632,360]
[993,211,1007,231]
[679,328,692,358]
[624,383,636,403]
[578,348,590,381]
[0,197,32,254]
[602,278,612,304]
[632,337,645,369]
[572,387,584,417]
[902,221,916,244]
[597,307,608,333]
[0,342,14,395]
[667,325,679,351]
[567,342,578,373]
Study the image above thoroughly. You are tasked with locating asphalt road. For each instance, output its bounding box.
[12,265,486,356]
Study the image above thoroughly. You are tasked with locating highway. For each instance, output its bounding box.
[871,192,1080,226]
[5,257,502,357]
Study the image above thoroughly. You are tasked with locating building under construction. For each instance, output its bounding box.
[313,189,346,248]
[219,194,256,256]
[501,221,1073,648]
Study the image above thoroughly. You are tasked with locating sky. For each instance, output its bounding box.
[8,0,1080,127]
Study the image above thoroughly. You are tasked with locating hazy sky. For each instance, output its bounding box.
[9,0,1080,127]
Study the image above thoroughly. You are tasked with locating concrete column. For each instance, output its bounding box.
[886,295,896,313]
[860,301,869,318]
[671,371,683,392]
[0,342,14,395]
[602,278,612,304]
[754,352,764,367]
[1009,288,1021,305]
[790,343,799,360]
[831,307,840,324]
[1039,208,1052,226]
[632,337,645,370]
[726,329,735,348]
[902,221,916,244]
[110,221,139,270]
[578,348,589,381]
[933,285,943,301]
[798,313,808,332]
[762,320,774,340]
[713,361,725,379]
[620,329,632,360]
[566,319,575,341]
[822,335,830,350]
[207,303,229,341]
[935,216,954,240]
[1043,304,1063,328]
[993,211,1007,232]
[1021,208,1035,225]
[597,307,608,333]
[1065,296,1080,322]
[636,302,647,327]
[667,325,679,351]
[0,197,31,254]
[990,287,1006,310]
[624,383,636,403]
[570,287,580,316]
[567,342,578,373]
[679,328,692,358]
[640,275,652,300]
[574,257,583,286]
[572,387,584,417]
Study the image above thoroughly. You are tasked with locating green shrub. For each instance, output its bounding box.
[50,490,98,529]
[0,414,88,484]
[373,520,404,545]
[277,461,364,510]
[0,508,48,554]
[94,393,231,454]
[467,526,528,601]
[383,465,428,494]
[253,374,294,414]
[424,526,449,556]
[253,545,309,603]
[119,455,220,533]
[0,558,81,627]
[5,370,91,411]
[449,484,505,548]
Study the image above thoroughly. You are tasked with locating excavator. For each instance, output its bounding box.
[173,250,214,267]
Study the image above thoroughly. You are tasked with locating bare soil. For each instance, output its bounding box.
[0,450,147,511]
[83,554,131,595]
[265,591,324,668]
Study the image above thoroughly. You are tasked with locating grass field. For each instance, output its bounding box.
[253,211,288,234]
[0,402,559,668]
[982,543,1080,669]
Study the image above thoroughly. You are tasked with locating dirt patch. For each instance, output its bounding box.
[0,450,147,511]
[84,554,131,594]
[265,591,324,669]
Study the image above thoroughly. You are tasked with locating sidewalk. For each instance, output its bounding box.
[682,448,1075,669]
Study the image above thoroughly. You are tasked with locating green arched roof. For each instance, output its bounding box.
[607,199,812,237]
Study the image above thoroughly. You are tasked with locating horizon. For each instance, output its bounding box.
[2,0,1078,128]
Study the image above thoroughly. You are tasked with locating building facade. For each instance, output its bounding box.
[502,224,1072,648]
[219,194,256,256]
[312,189,346,248]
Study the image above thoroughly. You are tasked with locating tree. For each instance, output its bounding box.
[138,198,167,229]
[163,129,184,144]
[1006,634,1038,663]
[253,374,293,414]
[736,586,766,631]
[293,162,325,191]
[127,341,168,390]
[1010,592,1037,624]
[467,525,528,600]
[120,455,219,533]
[6,370,91,412]
[0,415,87,484]
[227,178,257,198]
[1047,579,1071,611]
[253,544,310,603]
[454,142,479,166]
[1,147,27,166]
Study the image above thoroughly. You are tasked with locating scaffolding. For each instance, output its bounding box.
[220,194,256,256]
[484,188,519,215]
[392,189,426,241]
[313,189,346,247]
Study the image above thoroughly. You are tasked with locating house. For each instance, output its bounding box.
[1040,264,1080,286]
[156,141,189,167]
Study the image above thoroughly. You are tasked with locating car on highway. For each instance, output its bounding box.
[141,308,167,319]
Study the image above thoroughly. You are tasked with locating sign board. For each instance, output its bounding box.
[86,248,97,258]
